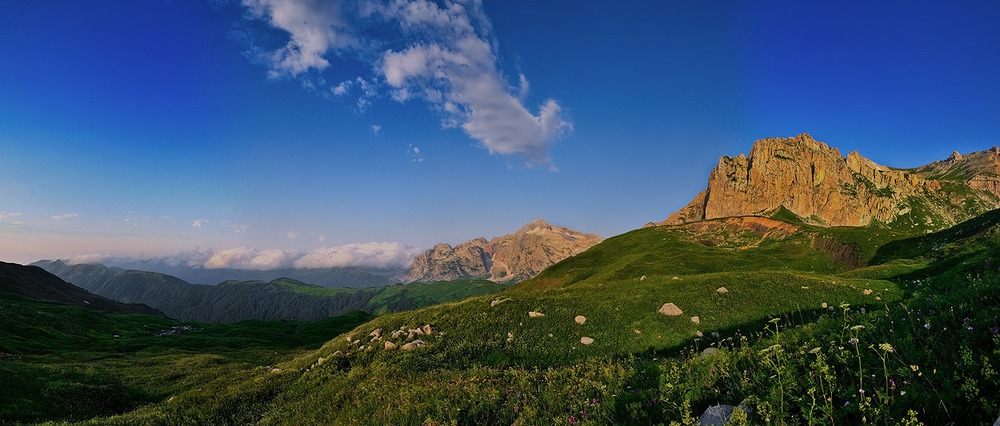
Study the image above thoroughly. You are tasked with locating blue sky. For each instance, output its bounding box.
[1,1,999,268]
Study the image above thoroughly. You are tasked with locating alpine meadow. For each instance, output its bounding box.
[2,1,1000,425]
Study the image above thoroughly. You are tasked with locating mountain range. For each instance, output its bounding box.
[7,134,1000,424]
[404,218,603,283]
[662,133,1000,231]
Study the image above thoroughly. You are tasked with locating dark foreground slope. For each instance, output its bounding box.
[0,288,373,424]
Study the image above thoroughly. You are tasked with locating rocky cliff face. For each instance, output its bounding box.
[404,219,603,283]
[663,133,1000,230]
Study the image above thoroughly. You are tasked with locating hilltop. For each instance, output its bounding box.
[663,133,1000,231]
[0,261,161,316]
[404,218,603,283]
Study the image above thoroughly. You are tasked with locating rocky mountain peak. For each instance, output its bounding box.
[662,134,1000,230]
[404,220,602,283]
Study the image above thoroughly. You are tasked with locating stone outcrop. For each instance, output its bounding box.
[404,219,603,283]
[662,133,1000,229]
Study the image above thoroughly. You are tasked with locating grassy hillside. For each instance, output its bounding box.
[9,213,1000,424]
[33,262,509,323]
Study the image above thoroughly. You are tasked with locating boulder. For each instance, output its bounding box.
[528,311,545,318]
[575,315,587,325]
[580,336,594,345]
[659,303,683,316]
[401,340,426,350]
[384,341,397,350]
[716,287,728,294]
[699,400,750,425]
[691,316,701,324]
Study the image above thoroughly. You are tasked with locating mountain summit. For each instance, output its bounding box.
[663,133,1000,230]
[404,219,603,283]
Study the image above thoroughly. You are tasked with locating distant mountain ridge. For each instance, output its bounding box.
[32,260,503,323]
[96,259,396,287]
[662,133,1000,230]
[404,219,603,283]
[0,261,162,316]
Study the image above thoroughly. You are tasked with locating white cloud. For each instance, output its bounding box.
[238,0,571,167]
[407,144,424,162]
[371,124,382,134]
[192,219,207,228]
[293,242,423,269]
[241,0,354,77]
[204,247,297,270]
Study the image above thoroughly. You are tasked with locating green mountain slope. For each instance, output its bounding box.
[11,210,1000,424]
[32,261,506,323]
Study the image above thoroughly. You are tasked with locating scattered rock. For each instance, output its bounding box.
[384,341,397,350]
[269,368,283,374]
[401,340,426,350]
[316,357,327,366]
[716,287,728,294]
[332,351,342,357]
[507,332,514,342]
[691,316,701,324]
[575,315,587,325]
[821,302,828,309]
[672,276,681,280]
[528,311,545,318]
[369,328,382,339]
[659,302,683,316]
[698,400,751,425]
[422,324,433,335]
[700,348,720,359]
[490,298,510,307]
[640,275,647,281]
[580,336,594,345]
[633,329,642,335]
[863,289,873,295]
[710,332,720,339]
[696,331,704,337]
[391,329,407,339]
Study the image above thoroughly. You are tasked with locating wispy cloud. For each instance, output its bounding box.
[51,213,80,222]
[237,0,571,167]
[0,211,24,225]
[192,218,208,228]
[407,144,424,162]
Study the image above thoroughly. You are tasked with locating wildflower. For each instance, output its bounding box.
[901,391,906,396]
[863,289,873,295]
[850,325,865,331]
[879,343,894,353]
[844,401,850,406]
[849,338,859,345]
[809,347,821,354]
[924,323,931,330]
[821,302,828,309]
[990,327,999,336]
[859,388,865,395]
[967,326,974,331]
[909,365,919,372]
[860,307,866,314]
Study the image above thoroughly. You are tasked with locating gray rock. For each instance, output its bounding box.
[699,399,750,425]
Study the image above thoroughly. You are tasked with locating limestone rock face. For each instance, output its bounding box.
[663,134,1000,229]
[404,219,603,283]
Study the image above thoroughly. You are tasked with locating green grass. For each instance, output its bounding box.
[365,279,507,315]
[10,211,1000,424]
[0,292,373,424]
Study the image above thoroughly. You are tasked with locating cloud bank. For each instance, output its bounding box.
[68,241,423,271]
[238,0,571,167]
